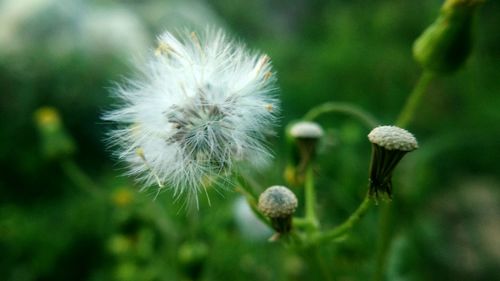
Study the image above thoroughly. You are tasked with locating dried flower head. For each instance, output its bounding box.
[368,126,418,151]
[258,185,298,234]
[289,121,324,139]
[284,121,324,186]
[104,29,278,204]
[367,126,418,200]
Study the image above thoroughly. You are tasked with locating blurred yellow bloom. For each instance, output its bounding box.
[35,107,60,127]
[112,187,134,207]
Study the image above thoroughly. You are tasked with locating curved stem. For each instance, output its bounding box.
[303,102,380,128]
[234,185,272,229]
[396,72,435,128]
[234,172,276,230]
[234,171,260,199]
[312,195,372,244]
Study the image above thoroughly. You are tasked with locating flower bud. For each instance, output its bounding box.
[108,234,132,256]
[34,107,75,159]
[284,121,324,186]
[258,185,298,233]
[413,0,484,74]
[178,241,208,280]
[367,126,418,201]
[112,187,134,207]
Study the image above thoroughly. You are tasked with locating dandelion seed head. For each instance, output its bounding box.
[104,28,279,203]
[368,126,418,151]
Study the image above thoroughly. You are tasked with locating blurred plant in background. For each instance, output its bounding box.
[1,0,499,280]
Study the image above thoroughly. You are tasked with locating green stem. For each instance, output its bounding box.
[303,101,379,128]
[304,166,319,231]
[373,204,392,281]
[293,217,314,229]
[313,246,334,281]
[372,71,434,281]
[312,195,372,244]
[60,159,102,197]
[396,72,435,128]
[234,172,260,199]
[234,183,273,229]
[148,200,179,239]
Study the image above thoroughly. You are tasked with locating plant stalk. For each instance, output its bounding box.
[373,71,434,281]
[312,195,372,244]
[304,101,379,128]
[396,72,435,127]
[304,166,319,231]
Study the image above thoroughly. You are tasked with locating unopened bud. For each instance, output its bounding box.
[258,185,298,233]
[34,107,75,159]
[413,0,484,74]
[178,241,209,280]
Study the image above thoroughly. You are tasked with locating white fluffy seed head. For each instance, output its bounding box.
[368,126,418,151]
[104,28,279,203]
[258,186,298,218]
[289,121,324,139]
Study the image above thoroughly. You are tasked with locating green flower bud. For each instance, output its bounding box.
[178,241,209,280]
[413,0,484,74]
[108,234,132,255]
[34,107,75,159]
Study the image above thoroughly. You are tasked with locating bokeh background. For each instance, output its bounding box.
[1,0,499,280]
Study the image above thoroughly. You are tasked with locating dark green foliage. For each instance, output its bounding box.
[1,0,499,280]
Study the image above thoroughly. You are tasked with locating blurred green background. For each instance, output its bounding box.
[1,0,499,280]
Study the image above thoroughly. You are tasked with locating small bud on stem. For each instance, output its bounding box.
[258,185,298,234]
[34,107,75,159]
[413,0,484,74]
